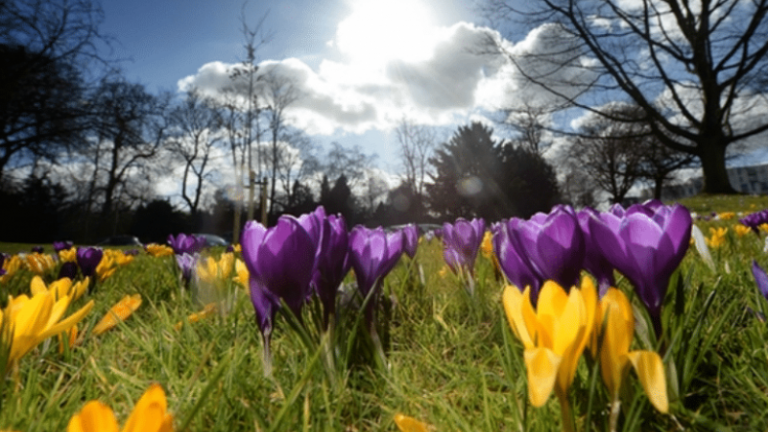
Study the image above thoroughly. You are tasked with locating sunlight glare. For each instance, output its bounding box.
[336,0,438,67]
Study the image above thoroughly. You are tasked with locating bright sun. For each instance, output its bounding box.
[335,0,438,67]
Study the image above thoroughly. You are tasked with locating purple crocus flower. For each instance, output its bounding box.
[31,245,44,254]
[53,241,73,253]
[76,247,103,278]
[589,203,692,335]
[752,260,768,300]
[402,224,419,259]
[348,225,404,327]
[441,218,485,276]
[167,233,206,255]
[578,208,615,296]
[58,261,78,280]
[505,205,585,299]
[493,222,540,297]
[740,209,768,234]
[241,216,317,325]
[175,253,198,287]
[348,226,404,298]
[312,213,350,326]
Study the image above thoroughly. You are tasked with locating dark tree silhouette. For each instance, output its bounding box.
[485,0,768,194]
[0,0,111,183]
[427,122,559,220]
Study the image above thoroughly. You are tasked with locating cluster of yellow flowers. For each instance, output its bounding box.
[145,244,174,257]
[716,211,735,220]
[0,278,94,371]
[58,247,77,263]
[502,278,667,431]
[96,250,135,282]
[24,253,56,276]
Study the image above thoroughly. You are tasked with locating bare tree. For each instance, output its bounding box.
[484,0,768,194]
[0,0,113,183]
[274,129,319,211]
[325,142,378,190]
[566,107,648,203]
[226,6,271,238]
[166,89,222,217]
[261,70,299,217]
[503,102,552,155]
[88,77,169,227]
[395,118,437,198]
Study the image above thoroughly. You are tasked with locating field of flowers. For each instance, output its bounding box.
[2,195,768,431]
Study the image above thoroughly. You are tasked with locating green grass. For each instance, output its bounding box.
[1,196,768,431]
[672,193,768,214]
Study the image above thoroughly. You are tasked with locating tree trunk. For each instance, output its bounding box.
[699,141,737,194]
[653,176,664,200]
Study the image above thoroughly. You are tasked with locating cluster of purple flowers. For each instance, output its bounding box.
[436,200,691,335]
[239,206,418,356]
[493,200,691,334]
[740,208,768,234]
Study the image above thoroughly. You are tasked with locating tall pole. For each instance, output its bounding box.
[261,176,268,226]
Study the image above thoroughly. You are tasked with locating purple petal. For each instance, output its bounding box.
[752,261,768,299]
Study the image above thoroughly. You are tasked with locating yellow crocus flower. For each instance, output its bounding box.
[394,413,430,432]
[232,243,241,253]
[233,259,249,289]
[717,212,735,220]
[705,227,727,249]
[25,253,56,276]
[145,244,174,257]
[0,290,94,369]
[92,294,142,336]
[734,224,752,238]
[596,288,668,417]
[30,276,90,302]
[59,247,77,263]
[173,303,217,331]
[502,278,596,409]
[0,255,23,283]
[196,253,234,284]
[67,383,174,432]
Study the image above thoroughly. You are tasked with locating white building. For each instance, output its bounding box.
[640,163,768,200]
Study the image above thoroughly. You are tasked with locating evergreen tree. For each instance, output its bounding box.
[427,122,560,221]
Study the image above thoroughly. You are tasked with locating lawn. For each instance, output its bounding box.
[1,196,768,431]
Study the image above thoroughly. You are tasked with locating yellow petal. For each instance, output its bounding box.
[580,277,597,349]
[598,288,634,398]
[502,285,534,348]
[555,287,589,396]
[92,295,142,336]
[67,400,120,432]
[626,351,668,414]
[11,293,54,359]
[40,300,94,341]
[524,347,562,407]
[537,280,569,318]
[30,276,48,296]
[393,413,430,432]
[50,278,74,300]
[122,383,170,432]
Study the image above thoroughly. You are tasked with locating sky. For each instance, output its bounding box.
[99,0,496,176]
[95,0,768,207]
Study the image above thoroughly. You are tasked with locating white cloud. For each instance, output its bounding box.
[179,21,590,137]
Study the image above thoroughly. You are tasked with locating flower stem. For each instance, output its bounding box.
[558,393,576,432]
[609,399,621,432]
